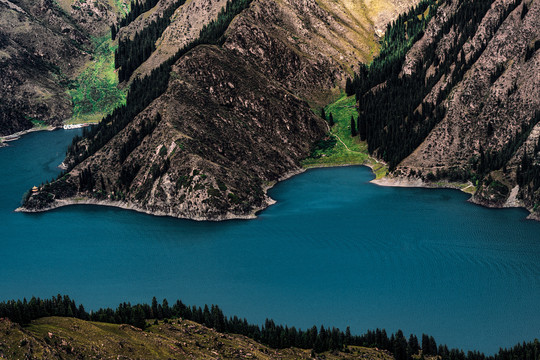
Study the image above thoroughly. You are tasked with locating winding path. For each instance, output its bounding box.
[333,133,361,153]
[323,118,384,167]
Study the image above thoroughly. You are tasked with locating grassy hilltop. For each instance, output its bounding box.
[0,316,393,359]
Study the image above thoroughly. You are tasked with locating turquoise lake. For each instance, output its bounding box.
[1,129,539,354]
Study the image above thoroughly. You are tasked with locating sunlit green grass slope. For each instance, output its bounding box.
[302,95,388,179]
[67,35,126,124]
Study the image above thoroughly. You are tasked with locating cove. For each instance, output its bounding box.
[1,129,539,354]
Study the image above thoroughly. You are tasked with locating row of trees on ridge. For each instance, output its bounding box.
[0,295,538,360]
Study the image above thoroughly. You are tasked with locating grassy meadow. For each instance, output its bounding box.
[67,34,127,124]
[302,95,388,179]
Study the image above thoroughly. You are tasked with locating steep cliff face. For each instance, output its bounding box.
[0,0,127,136]
[222,0,416,104]
[20,0,418,219]
[121,0,418,103]
[366,0,540,218]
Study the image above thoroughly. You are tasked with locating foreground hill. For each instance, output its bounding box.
[19,0,417,219]
[0,316,393,359]
[0,295,537,360]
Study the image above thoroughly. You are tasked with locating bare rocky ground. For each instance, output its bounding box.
[0,317,395,359]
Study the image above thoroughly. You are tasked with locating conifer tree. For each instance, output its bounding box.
[351,115,357,136]
[408,334,420,357]
[133,305,146,329]
[358,115,367,140]
[393,330,407,360]
[328,113,334,127]
[151,296,158,319]
[111,24,117,40]
[345,78,353,95]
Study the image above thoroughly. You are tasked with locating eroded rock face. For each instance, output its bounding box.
[390,0,540,215]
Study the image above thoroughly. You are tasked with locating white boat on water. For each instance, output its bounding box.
[63,124,89,130]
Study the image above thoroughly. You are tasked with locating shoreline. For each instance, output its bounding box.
[16,159,539,222]
[16,197,263,222]
[17,166,310,222]
[0,125,57,144]
[370,176,471,190]
[371,174,538,220]
[0,122,92,145]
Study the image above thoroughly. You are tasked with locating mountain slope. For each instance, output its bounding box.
[20,0,418,219]
[0,0,127,136]
[399,0,540,216]
[349,0,539,219]
[0,0,90,135]
[221,0,418,104]
[122,0,418,100]
[118,0,230,82]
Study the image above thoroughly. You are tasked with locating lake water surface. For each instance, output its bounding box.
[1,129,539,354]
